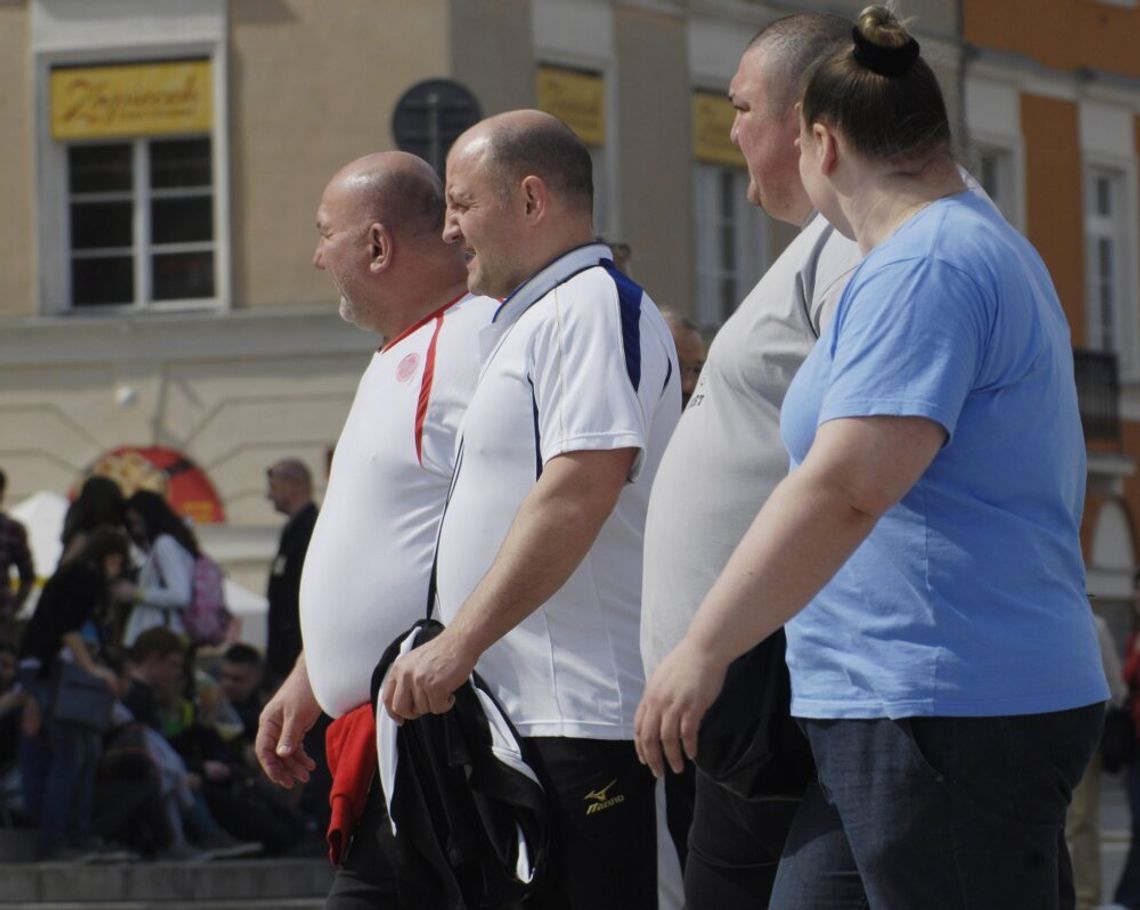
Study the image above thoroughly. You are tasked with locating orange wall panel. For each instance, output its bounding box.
[964,0,1140,78]
[1021,95,1085,343]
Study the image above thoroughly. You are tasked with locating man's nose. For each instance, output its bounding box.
[442,217,461,245]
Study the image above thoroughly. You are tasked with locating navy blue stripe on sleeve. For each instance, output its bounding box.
[527,374,543,480]
[602,262,642,392]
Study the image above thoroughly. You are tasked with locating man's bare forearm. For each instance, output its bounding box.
[447,447,636,660]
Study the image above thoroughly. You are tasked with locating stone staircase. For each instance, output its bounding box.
[0,856,334,909]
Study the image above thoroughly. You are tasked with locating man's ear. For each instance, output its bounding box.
[368,223,393,272]
[519,175,548,223]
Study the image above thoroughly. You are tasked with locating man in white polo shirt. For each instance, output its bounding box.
[382,110,681,909]
[255,150,496,909]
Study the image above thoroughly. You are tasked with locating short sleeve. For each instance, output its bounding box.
[420,299,496,478]
[143,535,195,610]
[528,279,648,467]
[820,258,991,441]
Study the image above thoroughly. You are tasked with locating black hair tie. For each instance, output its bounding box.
[851,25,920,77]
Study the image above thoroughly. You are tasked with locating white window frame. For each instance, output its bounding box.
[1083,160,1139,380]
[692,163,767,329]
[33,0,230,315]
[964,75,1026,232]
[1079,97,1140,382]
[972,143,1019,227]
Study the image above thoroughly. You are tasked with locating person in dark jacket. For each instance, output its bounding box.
[264,458,318,684]
[19,525,129,860]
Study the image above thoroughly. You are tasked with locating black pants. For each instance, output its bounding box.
[683,766,800,910]
[324,783,401,910]
[524,737,659,910]
[325,738,660,910]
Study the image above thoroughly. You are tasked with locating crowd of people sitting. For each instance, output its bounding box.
[0,475,329,863]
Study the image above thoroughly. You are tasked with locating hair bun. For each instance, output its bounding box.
[851,8,920,78]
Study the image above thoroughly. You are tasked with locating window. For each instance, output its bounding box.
[976,145,1017,225]
[44,57,224,313]
[692,164,766,328]
[1085,167,1129,356]
[67,136,216,308]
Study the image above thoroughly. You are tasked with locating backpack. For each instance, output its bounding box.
[184,554,233,647]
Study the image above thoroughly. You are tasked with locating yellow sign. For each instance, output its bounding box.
[537,66,605,147]
[51,60,213,141]
[692,92,745,168]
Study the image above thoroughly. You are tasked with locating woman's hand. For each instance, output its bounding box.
[634,637,729,778]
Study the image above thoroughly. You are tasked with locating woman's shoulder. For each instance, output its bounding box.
[153,533,196,562]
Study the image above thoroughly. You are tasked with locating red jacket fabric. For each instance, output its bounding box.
[325,703,377,865]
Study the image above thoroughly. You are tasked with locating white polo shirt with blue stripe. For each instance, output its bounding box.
[435,243,681,740]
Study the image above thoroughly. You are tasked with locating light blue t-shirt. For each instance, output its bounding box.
[780,191,1109,719]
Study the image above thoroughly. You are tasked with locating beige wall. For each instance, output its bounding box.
[614,6,693,311]
[0,313,375,521]
[230,0,451,311]
[0,0,972,523]
[450,0,535,116]
[0,2,32,316]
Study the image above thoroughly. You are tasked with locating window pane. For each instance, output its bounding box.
[720,224,735,270]
[1098,237,1114,284]
[152,251,215,300]
[150,138,212,189]
[72,256,133,306]
[70,201,132,249]
[980,154,999,200]
[1096,176,1111,217]
[151,196,213,244]
[719,171,735,214]
[719,276,735,322]
[69,144,132,194]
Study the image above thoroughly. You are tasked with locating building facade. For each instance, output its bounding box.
[0,0,962,576]
[962,0,1140,632]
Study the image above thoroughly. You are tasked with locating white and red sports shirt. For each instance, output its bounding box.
[300,293,497,717]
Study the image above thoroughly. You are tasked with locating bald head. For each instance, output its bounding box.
[455,110,593,213]
[315,150,468,337]
[328,151,446,244]
[266,458,313,517]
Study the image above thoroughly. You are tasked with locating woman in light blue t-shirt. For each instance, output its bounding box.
[636,6,1107,908]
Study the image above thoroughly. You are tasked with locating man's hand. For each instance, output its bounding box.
[382,628,476,723]
[256,657,320,789]
[634,637,728,779]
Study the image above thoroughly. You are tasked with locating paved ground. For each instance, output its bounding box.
[1101,770,1130,904]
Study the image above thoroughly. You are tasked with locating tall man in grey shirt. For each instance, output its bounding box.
[639,14,859,908]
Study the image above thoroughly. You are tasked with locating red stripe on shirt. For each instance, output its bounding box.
[414,315,445,466]
[381,292,466,353]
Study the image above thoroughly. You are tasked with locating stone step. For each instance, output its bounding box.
[0,858,334,905]
[0,903,322,910]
